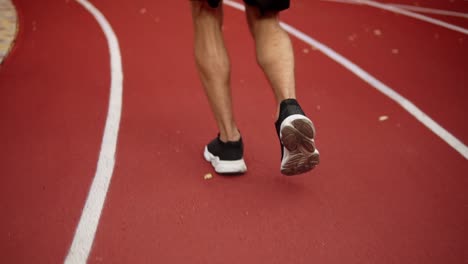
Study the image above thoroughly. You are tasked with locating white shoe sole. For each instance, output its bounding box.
[204,147,247,174]
[280,114,320,176]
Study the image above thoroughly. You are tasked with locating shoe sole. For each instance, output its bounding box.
[280,114,320,176]
[204,147,247,174]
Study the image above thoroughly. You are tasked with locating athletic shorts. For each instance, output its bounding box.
[207,0,290,11]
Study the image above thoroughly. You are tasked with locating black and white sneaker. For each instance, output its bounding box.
[275,99,320,176]
[204,135,247,174]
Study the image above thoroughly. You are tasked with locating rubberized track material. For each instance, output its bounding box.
[0,0,467,263]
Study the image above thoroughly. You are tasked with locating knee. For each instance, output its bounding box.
[246,6,280,37]
[191,0,222,21]
[191,0,222,12]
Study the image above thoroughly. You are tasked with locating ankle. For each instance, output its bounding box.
[219,129,241,143]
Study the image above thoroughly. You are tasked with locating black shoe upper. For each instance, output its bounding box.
[207,135,244,161]
[274,99,306,159]
[275,99,306,136]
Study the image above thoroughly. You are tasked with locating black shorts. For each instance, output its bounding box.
[207,0,290,11]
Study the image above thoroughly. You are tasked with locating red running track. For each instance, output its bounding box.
[0,0,467,263]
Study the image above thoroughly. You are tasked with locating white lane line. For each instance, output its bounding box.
[389,3,468,19]
[322,0,468,19]
[321,0,468,35]
[65,0,123,263]
[224,0,468,159]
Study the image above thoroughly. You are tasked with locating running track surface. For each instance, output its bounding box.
[0,0,467,263]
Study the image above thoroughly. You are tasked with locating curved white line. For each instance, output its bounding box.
[224,0,468,159]
[65,0,123,263]
[322,0,468,35]
[322,0,468,19]
[389,3,468,19]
